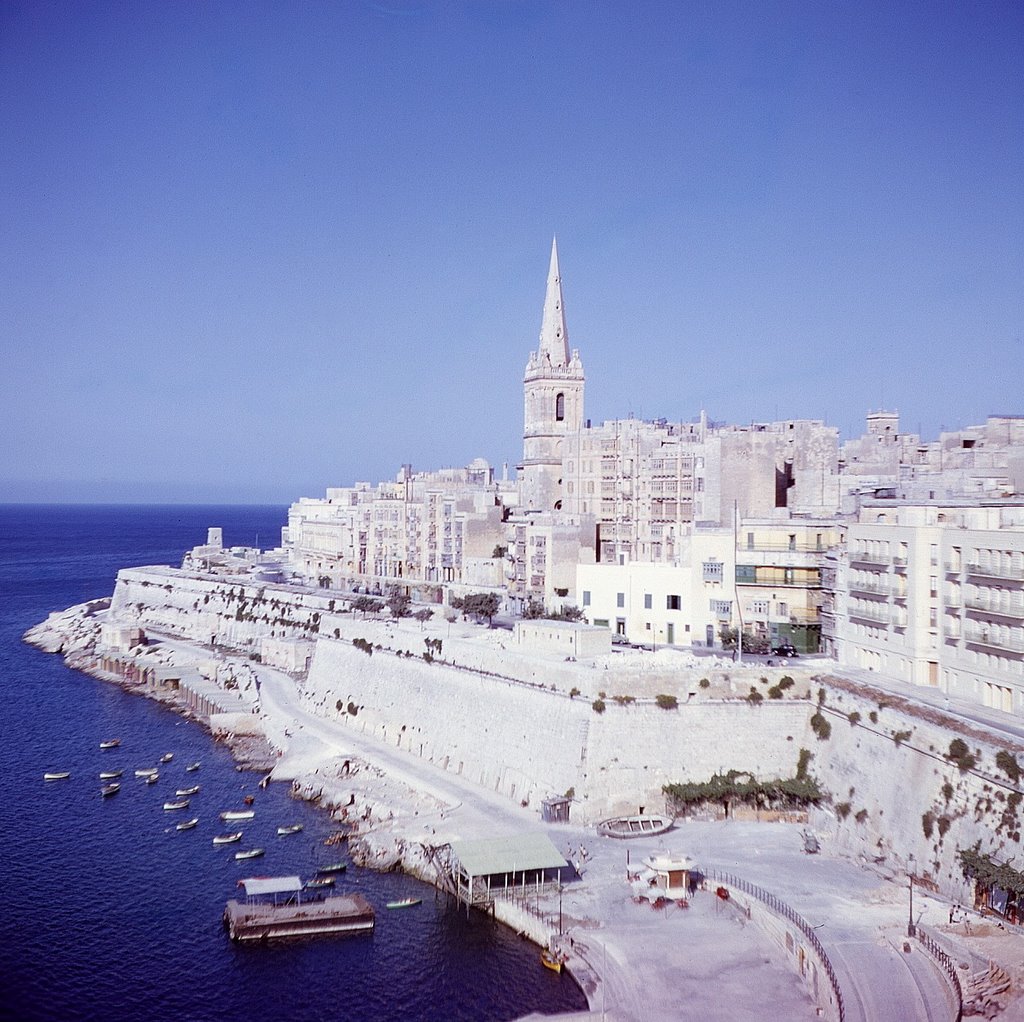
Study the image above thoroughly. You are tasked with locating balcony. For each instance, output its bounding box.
[847,579,891,597]
[848,604,890,625]
[963,596,1024,619]
[965,562,1024,582]
[849,551,890,567]
[964,630,1024,655]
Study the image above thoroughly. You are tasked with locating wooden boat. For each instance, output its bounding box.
[596,814,673,839]
[541,949,564,973]
[220,810,255,821]
[176,817,199,831]
[43,771,71,781]
[316,862,348,875]
[176,785,200,796]
[160,753,174,763]
[134,768,158,778]
[99,770,123,780]
[277,824,303,836]
[101,782,121,797]
[304,876,335,889]
[386,897,421,910]
[163,799,190,811]
[234,848,265,861]
[99,739,121,749]
[146,774,159,785]
[213,831,243,845]
[243,794,255,806]
[186,762,201,772]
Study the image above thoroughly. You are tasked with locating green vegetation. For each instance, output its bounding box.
[869,711,878,724]
[592,699,606,714]
[492,545,507,559]
[835,802,851,820]
[352,637,373,656]
[386,588,411,619]
[352,596,385,617]
[922,811,935,839]
[958,844,1024,895]
[522,597,584,622]
[347,701,358,716]
[452,592,501,626]
[848,711,861,727]
[569,686,580,698]
[612,694,636,706]
[699,677,710,689]
[655,693,678,710]
[810,711,831,741]
[996,750,1022,784]
[746,687,764,706]
[663,769,823,816]
[855,808,869,824]
[942,782,954,802]
[946,737,978,773]
[796,748,813,780]
[893,729,912,747]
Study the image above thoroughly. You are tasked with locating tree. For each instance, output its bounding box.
[386,586,411,619]
[462,592,501,626]
[413,608,433,627]
[353,596,384,617]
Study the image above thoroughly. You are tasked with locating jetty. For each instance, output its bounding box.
[223,876,374,942]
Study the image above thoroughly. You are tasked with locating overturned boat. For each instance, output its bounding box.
[596,814,673,839]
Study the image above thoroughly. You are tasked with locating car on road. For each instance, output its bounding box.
[771,644,799,658]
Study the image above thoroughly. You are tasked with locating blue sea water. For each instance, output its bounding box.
[0,505,586,1022]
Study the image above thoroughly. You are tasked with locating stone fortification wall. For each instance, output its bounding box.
[810,677,1024,900]
[303,638,813,821]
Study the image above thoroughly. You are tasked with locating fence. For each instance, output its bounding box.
[707,869,845,1022]
[916,928,963,1022]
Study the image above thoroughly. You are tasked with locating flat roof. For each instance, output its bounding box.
[450,833,566,877]
[239,876,303,897]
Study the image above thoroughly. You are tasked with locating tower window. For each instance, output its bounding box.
[555,393,565,421]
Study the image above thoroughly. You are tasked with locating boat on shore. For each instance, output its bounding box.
[99,770,123,780]
[101,782,121,797]
[234,848,265,861]
[316,862,347,875]
[176,817,199,831]
[386,897,421,909]
[99,739,121,750]
[176,785,200,797]
[163,799,190,811]
[186,762,201,772]
[277,824,303,836]
[220,810,255,821]
[213,832,243,845]
[596,814,673,839]
[44,771,71,781]
[134,768,158,778]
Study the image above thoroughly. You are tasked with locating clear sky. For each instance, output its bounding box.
[2,1,1021,504]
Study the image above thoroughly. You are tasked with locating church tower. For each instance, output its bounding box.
[519,238,585,512]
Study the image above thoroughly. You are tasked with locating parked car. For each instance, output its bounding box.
[772,644,799,658]
[611,633,630,646]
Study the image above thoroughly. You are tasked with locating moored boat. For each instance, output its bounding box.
[386,897,421,909]
[99,739,121,750]
[160,753,174,763]
[101,782,121,797]
[277,824,303,836]
[99,770,123,780]
[163,799,190,811]
[146,774,159,785]
[316,862,347,875]
[134,768,158,778]
[304,876,335,889]
[213,831,243,845]
[43,771,71,781]
[186,762,201,772]
[176,817,199,831]
[176,785,200,796]
[234,848,265,861]
[220,810,255,821]
[541,949,564,973]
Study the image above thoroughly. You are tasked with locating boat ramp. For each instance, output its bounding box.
[223,876,374,942]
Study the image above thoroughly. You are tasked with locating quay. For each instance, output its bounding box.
[224,876,374,942]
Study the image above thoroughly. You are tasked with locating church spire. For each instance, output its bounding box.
[538,236,570,366]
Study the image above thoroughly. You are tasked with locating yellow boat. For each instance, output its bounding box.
[541,949,563,974]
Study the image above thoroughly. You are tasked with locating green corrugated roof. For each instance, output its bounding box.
[450,833,567,876]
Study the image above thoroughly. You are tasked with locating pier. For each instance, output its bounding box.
[224,877,374,942]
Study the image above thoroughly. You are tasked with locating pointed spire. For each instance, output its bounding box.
[538,236,569,366]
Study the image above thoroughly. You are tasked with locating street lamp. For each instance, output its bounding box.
[907,856,916,938]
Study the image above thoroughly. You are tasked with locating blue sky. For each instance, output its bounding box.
[2,1,1021,503]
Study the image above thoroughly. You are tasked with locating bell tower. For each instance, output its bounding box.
[519,238,584,512]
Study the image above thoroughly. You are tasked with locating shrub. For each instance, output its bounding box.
[996,750,1022,784]
[848,711,861,727]
[942,782,954,802]
[855,809,869,824]
[869,711,878,724]
[835,802,851,820]
[937,815,952,839]
[564,786,575,799]
[655,693,678,710]
[893,729,912,747]
[592,699,606,714]
[746,687,764,706]
[778,675,795,690]
[922,811,935,839]
[767,684,783,699]
[347,701,358,717]
[336,699,343,712]
[699,677,710,689]
[810,712,831,741]
[613,694,636,706]
[569,686,580,699]
[946,738,977,773]
[796,748,813,780]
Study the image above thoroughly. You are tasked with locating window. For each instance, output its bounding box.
[644,593,652,610]
[703,560,723,582]
[616,592,625,608]
[788,534,796,551]
[582,590,591,607]
[667,595,681,610]
[747,532,755,550]
[555,393,565,421]
[777,602,788,618]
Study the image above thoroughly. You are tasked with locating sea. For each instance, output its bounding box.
[0,504,586,1022]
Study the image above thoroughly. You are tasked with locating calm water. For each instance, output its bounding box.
[0,505,585,1022]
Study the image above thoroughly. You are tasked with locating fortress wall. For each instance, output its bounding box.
[304,638,814,821]
[809,679,1024,898]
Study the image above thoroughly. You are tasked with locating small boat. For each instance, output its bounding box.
[541,949,564,974]
[243,795,255,806]
[220,810,255,821]
[234,848,265,861]
[43,771,71,781]
[386,897,422,910]
[160,753,174,764]
[213,832,243,845]
[163,800,190,811]
[99,739,121,750]
[134,768,158,778]
[277,824,303,836]
[304,876,335,889]
[176,818,199,831]
[186,762,201,772]
[101,783,121,797]
[146,774,159,785]
[596,814,673,839]
[316,862,348,875]
[176,785,200,797]
[99,770,123,780]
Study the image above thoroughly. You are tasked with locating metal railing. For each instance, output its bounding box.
[707,869,844,1022]
[916,928,963,1022]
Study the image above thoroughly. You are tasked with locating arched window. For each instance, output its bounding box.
[555,392,565,421]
